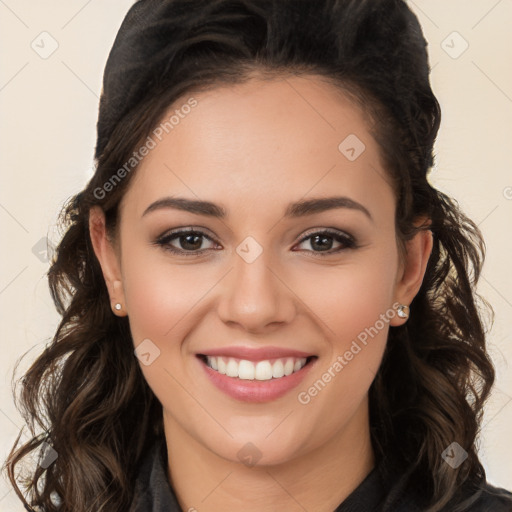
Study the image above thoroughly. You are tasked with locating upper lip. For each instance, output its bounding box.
[198,346,315,362]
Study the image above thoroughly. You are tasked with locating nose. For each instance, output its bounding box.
[216,248,296,334]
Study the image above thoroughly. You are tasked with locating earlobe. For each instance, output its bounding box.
[88,206,128,317]
[110,280,127,316]
[390,227,433,327]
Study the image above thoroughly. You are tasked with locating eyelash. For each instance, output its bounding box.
[153,227,357,258]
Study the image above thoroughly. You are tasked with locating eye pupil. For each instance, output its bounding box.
[157,228,353,257]
[311,234,334,251]
[180,234,203,250]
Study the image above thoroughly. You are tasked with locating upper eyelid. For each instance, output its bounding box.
[157,226,353,239]
[157,227,217,242]
[298,227,354,241]
[156,227,355,247]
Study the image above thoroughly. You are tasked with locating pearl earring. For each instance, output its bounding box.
[114,303,122,311]
[397,304,410,319]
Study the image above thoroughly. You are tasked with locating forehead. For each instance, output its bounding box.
[120,75,392,219]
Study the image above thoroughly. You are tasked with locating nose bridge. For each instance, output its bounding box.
[217,235,295,331]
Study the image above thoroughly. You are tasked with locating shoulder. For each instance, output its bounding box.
[393,480,512,512]
[377,462,512,512]
[129,437,182,512]
[465,481,512,512]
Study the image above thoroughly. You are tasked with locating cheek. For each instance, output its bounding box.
[120,247,208,422]
[299,246,399,348]
[295,244,398,411]
[121,244,210,344]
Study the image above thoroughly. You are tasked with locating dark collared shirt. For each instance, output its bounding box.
[130,440,512,512]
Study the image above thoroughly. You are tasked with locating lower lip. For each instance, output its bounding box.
[198,356,316,403]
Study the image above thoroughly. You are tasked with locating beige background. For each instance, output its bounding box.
[1,0,511,509]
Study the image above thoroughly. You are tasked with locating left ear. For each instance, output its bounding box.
[390,220,433,327]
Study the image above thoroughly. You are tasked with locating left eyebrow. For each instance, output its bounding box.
[142,197,226,218]
[284,196,373,222]
[141,195,373,222]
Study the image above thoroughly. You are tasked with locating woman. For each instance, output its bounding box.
[4,0,512,511]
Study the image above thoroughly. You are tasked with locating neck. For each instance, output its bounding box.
[163,403,375,512]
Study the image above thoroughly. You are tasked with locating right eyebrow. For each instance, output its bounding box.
[141,195,373,223]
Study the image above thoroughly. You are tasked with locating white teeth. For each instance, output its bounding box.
[226,359,238,378]
[272,360,285,378]
[284,359,294,376]
[238,360,255,380]
[204,356,308,381]
[255,361,273,380]
[217,357,227,374]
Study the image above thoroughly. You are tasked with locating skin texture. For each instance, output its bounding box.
[89,74,432,512]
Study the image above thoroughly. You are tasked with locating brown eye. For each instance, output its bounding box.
[294,229,356,256]
[154,229,218,256]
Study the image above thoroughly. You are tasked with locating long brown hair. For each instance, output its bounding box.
[4,1,505,510]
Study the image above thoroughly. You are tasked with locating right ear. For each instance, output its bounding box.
[88,206,127,317]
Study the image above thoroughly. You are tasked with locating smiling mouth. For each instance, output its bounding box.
[197,355,317,381]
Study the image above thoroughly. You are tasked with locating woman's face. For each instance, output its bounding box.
[91,75,430,467]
